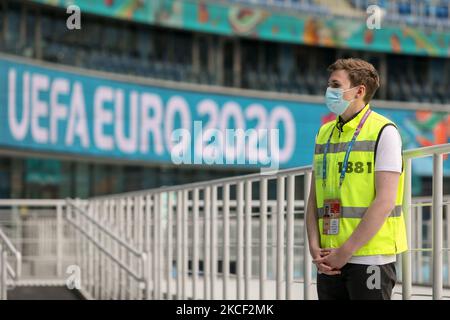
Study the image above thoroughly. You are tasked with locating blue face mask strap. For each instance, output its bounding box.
[322,126,335,188]
[322,107,371,189]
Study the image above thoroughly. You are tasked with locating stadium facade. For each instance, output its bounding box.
[0,0,449,199]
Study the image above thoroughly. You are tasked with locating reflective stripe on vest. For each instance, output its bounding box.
[315,141,376,154]
[317,205,402,219]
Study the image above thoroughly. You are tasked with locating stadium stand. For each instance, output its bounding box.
[227,0,450,26]
[1,0,449,103]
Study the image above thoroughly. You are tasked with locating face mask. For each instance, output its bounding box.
[325,86,358,115]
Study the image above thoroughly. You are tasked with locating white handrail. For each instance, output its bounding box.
[77,166,314,300]
[90,165,314,200]
[403,143,450,159]
[2,144,450,299]
[0,228,22,280]
[402,143,450,300]
[0,227,22,300]
[81,143,450,300]
[66,199,143,257]
[64,198,149,299]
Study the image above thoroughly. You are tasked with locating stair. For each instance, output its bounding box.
[7,286,84,300]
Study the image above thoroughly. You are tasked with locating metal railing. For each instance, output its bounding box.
[65,199,149,300]
[1,144,450,299]
[73,167,314,300]
[0,226,22,300]
[0,200,77,285]
[407,195,450,287]
[76,143,450,300]
[402,143,450,300]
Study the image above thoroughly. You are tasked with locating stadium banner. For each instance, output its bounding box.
[31,0,450,58]
[0,56,449,174]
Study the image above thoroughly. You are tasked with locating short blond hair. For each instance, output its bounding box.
[327,58,380,103]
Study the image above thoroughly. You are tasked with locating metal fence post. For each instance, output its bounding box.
[286,175,295,300]
[155,193,161,300]
[236,182,244,300]
[433,154,443,300]
[244,180,252,300]
[416,205,423,283]
[0,245,5,300]
[222,183,230,300]
[56,204,63,278]
[259,178,268,300]
[211,186,218,300]
[303,171,312,300]
[276,176,285,300]
[2,250,7,300]
[176,191,182,300]
[192,188,199,300]
[204,186,211,299]
[182,190,188,300]
[447,204,450,287]
[145,195,152,300]
[402,158,412,300]
[167,192,173,300]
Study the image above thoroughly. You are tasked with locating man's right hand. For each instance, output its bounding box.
[310,247,341,276]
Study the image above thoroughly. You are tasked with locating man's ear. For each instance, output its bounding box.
[357,85,366,100]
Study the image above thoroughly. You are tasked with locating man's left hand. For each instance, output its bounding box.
[313,247,353,270]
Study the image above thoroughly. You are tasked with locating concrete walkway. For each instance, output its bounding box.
[7,286,84,300]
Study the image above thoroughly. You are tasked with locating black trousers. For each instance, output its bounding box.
[317,263,397,300]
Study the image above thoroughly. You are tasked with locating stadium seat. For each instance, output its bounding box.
[387,79,400,101]
[293,74,307,95]
[398,2,412,15]
[41,16,53,41]
[411,81,422,99]
[436,5,449,18]
[246,71,260,90]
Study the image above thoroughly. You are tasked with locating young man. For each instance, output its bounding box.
[306,58,407,300]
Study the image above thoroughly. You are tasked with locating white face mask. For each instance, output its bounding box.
[325,86,359,115]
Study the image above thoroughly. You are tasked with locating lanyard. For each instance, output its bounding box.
[322,108,372,188]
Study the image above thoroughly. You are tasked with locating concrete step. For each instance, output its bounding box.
[7,286,84,300]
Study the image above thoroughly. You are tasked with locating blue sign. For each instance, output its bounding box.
[0,56,449,174]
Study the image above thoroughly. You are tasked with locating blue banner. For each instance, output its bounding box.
[0,56,449,175]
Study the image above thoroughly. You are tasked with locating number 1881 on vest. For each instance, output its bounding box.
[338,161,373,174]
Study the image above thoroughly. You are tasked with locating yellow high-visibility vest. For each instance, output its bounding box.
[313,103,408,256]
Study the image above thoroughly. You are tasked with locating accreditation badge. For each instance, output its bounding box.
[323,199,341,235]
